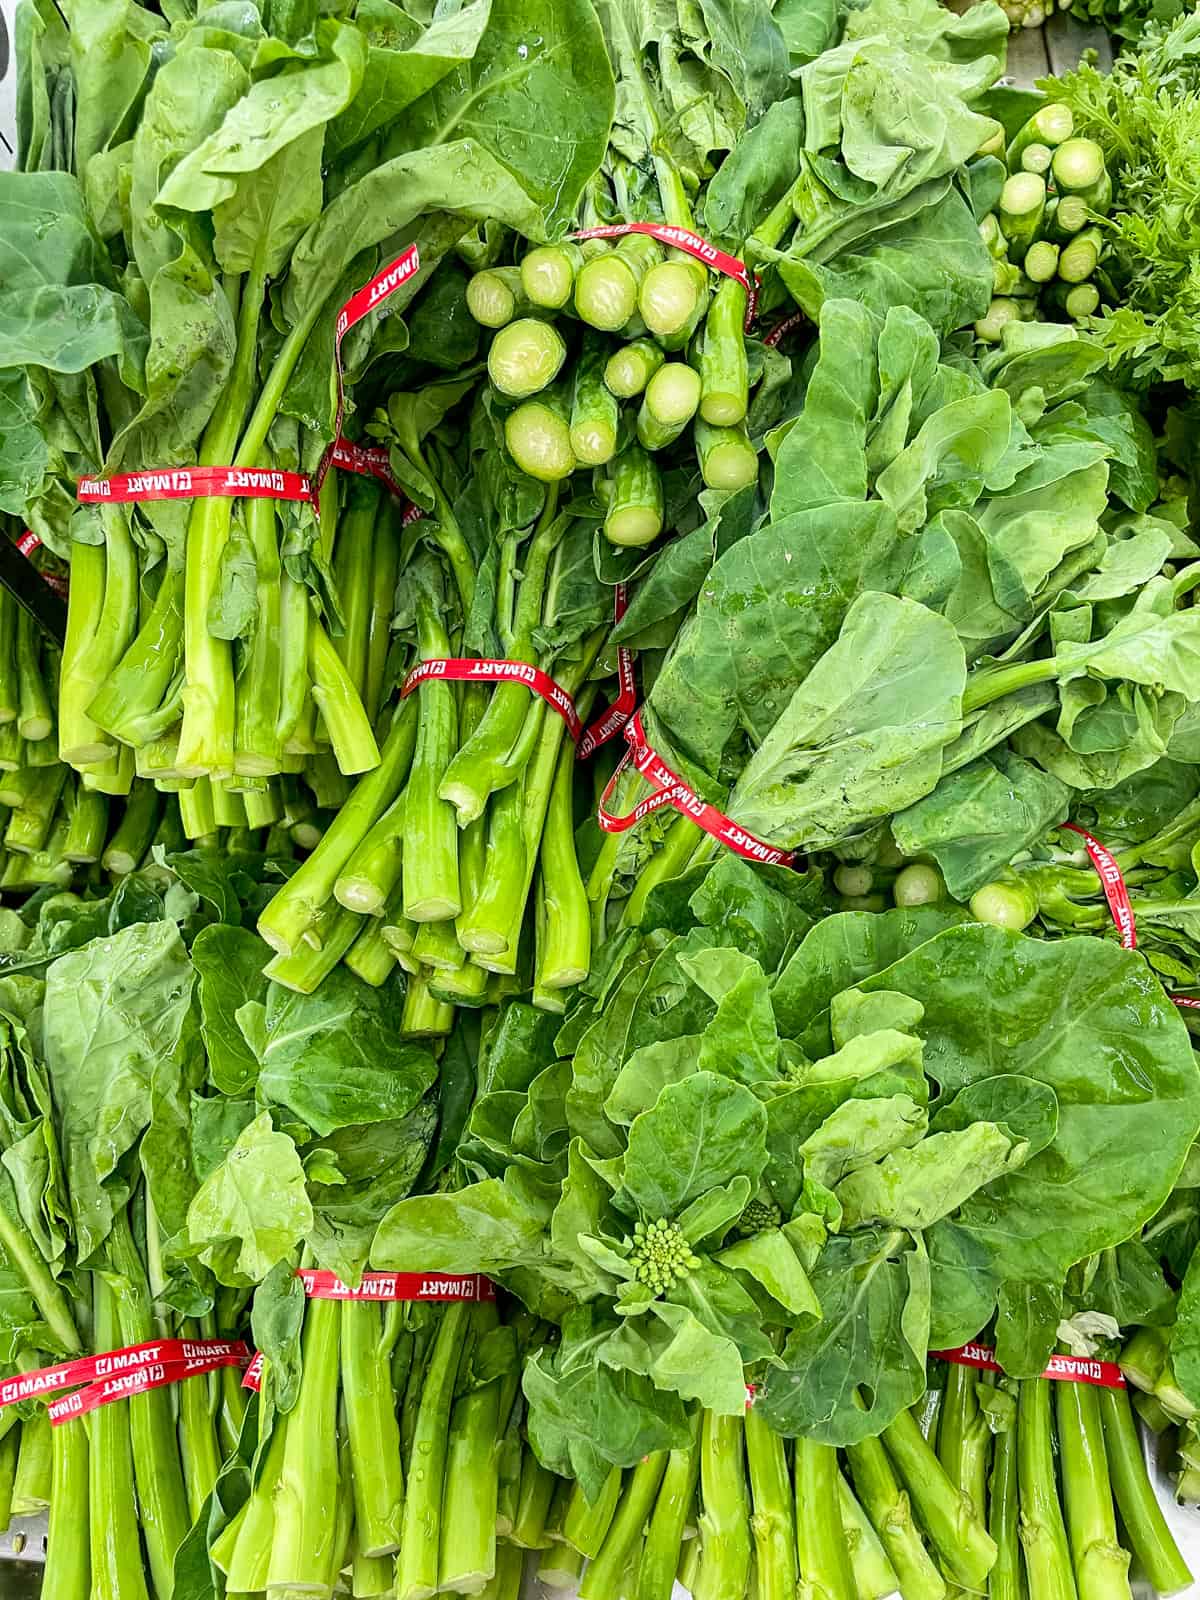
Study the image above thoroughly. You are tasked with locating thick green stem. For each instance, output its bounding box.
[89,1274,150,1600]
[343,1300,404,1556]
[102,784,160,876]
[276,570,312,747]
[64,784,109,863]
[365,503,401,729]
[439,1301,504,1594]
[699,278,749,426]
[581,1452,669,1600]
[621,811,704,929]
[1097,1383,1192,1595]
[44,1415,89,1600]
[939,1362,991,1520]
[399,971,456,1037]
[221,1415,286,1593]
[267,1298,341,1591]
[15,608,52,741]
[258,700,416,954]
[693,1411,751,1600]
[795,1435,856,1600]
[461,636,602,966]
[396,1301,470,1600]
[438,502,565,824]
[90,567,184,746]
[744,1405,797,1600]
[838,1471,900,1600]
[963,658,1058,714]
[335,791,405,914]
[345,914,400,985]
[563,1468,622,1558]
[12,1409,51,1514]
[402,598,461,923]
[638,1432,701,1600]
[264,902,362,992]
[234,490,283,775]
[58,542,118,766]
[107,1213,190,1600]
[1057,1379,1131,1600]
[0,1427,15,1533]
[332,479,378,696]
[884,1403,997,1592]
[176,1318,222,1522]
[510,1444,558,1548]
[989,1394,1024,1600]
[178,496,239,776]
[1017,1379,1078,1600]
[309,619,380,775]
[535,728,591,991]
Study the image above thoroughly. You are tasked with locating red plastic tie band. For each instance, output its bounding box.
[77,466,314,505]
[329,437,406,500]
[297,1269,495,1302]
[400,658,582,742]
[242,1351,264,1392]
[1,1336,249,1410]
[49,1345,250,1426]
[1062,822,1136,950]
[571,223,759,329]
[15,531,68,597]
[316,243,422,490]
[41,1340,251,1426]
[762,310,806,349]
[598,711,797,867]
[579,584,637,759]
[935,1341,1125,1389]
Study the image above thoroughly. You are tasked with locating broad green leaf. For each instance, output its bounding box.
[523,1306,691,1499]
[771,300,879,516]
[252,966,437,1135]
[308,1103,437,1284]
[801,1095,928,1190]
[185,1112,312,1284]
[855,926,1200,1343]
[604,1299,749,1416]
[605,1037,701,1128]
[892,749,1070,898]
[717,1227,822,1318]
[648,500,900,777]
[758,1228,930,1443]
[780,175,992,336]
[621,1072,768,1221]
[676,1176,753,1248]
[44,921,199,1262]
[373,1176,551,1275]
[835,1121,1028,1230]
[157,21,367,213]
[727,592,965,851]
[326,0,493,159]
[929,1075,1058,1161]
[682,949,781,1085]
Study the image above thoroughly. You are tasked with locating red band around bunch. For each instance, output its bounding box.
[597,711,796,867]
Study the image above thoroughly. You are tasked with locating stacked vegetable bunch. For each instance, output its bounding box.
[373,861,1200,1595]
[975,103,1114,338]
[6,0,1200,1599]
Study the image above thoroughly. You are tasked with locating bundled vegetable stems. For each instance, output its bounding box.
[216,1297,553,1600]
[975,104,1113,340]
[256,469,607,1005]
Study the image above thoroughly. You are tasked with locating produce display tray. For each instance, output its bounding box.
[0,6,1191,1600]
